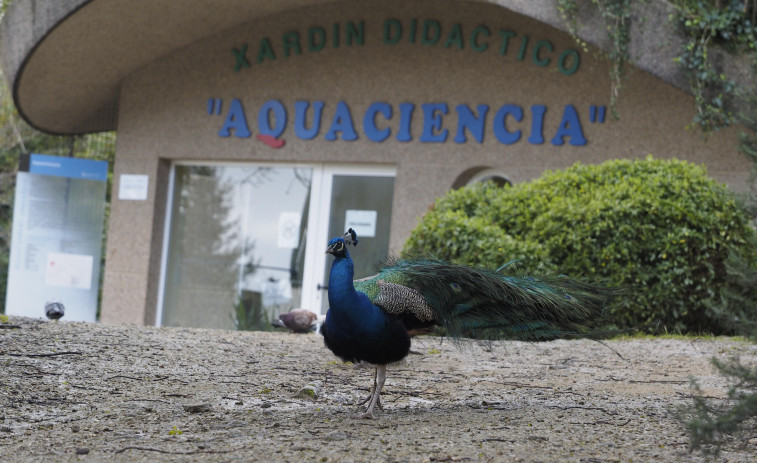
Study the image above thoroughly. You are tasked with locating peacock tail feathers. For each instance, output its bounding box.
[322,229,621,419]
[355,258,618,341]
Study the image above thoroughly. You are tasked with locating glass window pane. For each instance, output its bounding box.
[162,165,312,330]
[321,175,395,312]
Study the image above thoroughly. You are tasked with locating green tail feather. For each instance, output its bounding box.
[355,258,619,341]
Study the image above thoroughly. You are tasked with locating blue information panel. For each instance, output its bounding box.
[24,153,108,181]
[6,154,108,322]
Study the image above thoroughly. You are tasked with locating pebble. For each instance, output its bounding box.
[183,404,212,413]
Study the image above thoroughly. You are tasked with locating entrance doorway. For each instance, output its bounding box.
[304,166,396,314]
[156,163,395,329]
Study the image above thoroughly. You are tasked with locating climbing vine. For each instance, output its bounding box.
[673,0,757,133]
[556,0,757,133]
[556,0,642,119]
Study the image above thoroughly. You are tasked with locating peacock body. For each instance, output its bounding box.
[320,229,616,419]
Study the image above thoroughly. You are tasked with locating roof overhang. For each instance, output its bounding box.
[0,0,741,135]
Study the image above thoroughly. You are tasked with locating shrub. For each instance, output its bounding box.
[403,156,757,333]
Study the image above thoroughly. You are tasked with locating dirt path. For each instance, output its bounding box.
[1,316,755,462]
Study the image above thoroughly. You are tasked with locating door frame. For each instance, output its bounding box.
[154,161,396,326]
[302,164,397,314]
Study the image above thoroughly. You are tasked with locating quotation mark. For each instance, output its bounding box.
[207,98,223,115]
[589,105,606,123]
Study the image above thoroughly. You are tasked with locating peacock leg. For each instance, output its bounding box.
[354,364,386,419]
[357,367,383,411]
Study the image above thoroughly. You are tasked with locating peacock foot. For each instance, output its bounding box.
[357,394,383,411]
[351,364,387,419]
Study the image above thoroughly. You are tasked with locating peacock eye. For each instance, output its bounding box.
[450,282,462,293]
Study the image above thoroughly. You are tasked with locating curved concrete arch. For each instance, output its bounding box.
[0,0,750,134]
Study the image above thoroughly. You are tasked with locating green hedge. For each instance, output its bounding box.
[403,156,757,333]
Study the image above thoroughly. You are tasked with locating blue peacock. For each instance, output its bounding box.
[320,229,617,419]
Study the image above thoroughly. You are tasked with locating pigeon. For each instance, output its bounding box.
[45,301,65,320]
[272,308,323,333]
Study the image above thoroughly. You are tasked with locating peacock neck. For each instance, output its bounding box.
[328,254,359,308]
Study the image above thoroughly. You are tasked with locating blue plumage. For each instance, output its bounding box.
[321,235,411,367]
[321,229,616,419]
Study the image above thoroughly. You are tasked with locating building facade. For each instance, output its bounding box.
[2,0,751,328]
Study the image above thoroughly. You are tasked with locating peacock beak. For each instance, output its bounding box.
[326,241,343,255]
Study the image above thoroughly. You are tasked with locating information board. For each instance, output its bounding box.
[5,154,108,321]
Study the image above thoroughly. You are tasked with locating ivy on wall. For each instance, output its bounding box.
[556,0,642,120]
[674,0,757,132]
[556,0,757,134]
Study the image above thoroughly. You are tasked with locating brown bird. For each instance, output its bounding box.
[272,308,322,333]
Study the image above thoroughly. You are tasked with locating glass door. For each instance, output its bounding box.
[158,165,313,329]
[157,163,396,328]
[306,166,396,314]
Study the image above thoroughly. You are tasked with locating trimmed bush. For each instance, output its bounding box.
[403,156,757,333]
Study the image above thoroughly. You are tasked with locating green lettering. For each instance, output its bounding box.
[421,20,441,45]
[346,21,365,46]
[532,40,553,67]
[383,19,402,44]
[559,49,581,75]
[444,24,464,49]
[257,37,276,63]
[232,45,250,72]
[498,30,516,55]
[470,25,490,52]
[282,31,302,57]
[308,26,326,52]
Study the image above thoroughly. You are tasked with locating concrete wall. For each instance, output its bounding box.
[4,0,753,135]
[99,0,751,324]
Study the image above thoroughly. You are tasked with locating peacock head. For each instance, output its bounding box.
[326,228,358,257]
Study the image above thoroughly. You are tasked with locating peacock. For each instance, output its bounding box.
[320,229,617,419]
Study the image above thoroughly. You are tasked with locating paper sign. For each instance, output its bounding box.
[118,174,149,200]
[345,210,377,238]
[45,252,94,290]
[278,212,301,248]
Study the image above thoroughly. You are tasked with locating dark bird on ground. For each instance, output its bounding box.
[45,301,65,320]
[320,229,617,419]
[272,308,323,333]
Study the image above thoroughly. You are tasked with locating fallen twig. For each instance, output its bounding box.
[499,381,553,389]
[570,419,632,426]
[107,375,142,381]
[2,352,82,358]
[629,379,687,384]
[548,405,615,414]
[10,362,64,376]
[124,398,170,403]
[115,445,246,455]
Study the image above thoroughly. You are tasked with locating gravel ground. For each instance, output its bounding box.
[1,315,756,462]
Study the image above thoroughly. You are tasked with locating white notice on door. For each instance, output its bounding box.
[345,210,377,238]
[278,212,301,248]
[45,252,94,290]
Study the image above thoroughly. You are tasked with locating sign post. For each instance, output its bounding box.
[5,154,108,321]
